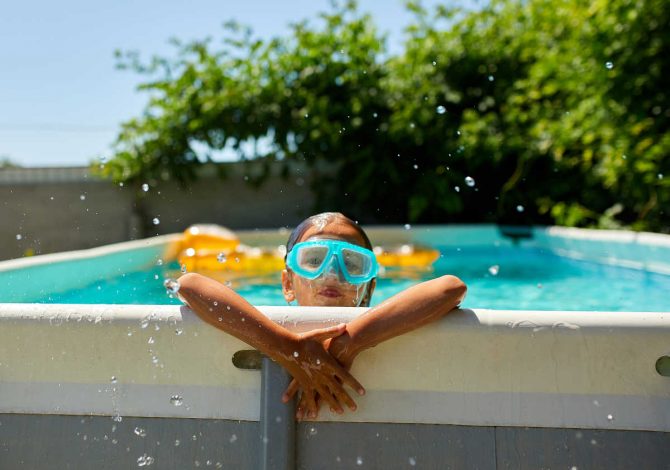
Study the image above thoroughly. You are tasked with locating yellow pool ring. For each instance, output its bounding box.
[180,224,240,252]
[373,244,440,268]
[177,225,439,274]
[180,246,285,273]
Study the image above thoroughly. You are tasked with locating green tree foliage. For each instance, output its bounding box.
[101,0,669,232]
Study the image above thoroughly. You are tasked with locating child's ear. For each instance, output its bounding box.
[281,269,295,303]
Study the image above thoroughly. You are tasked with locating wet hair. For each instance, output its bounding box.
[285,212,373,258]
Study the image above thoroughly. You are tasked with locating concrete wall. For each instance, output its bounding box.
[0,162,315,261]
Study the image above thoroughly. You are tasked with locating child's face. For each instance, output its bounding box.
[281,219,376,307]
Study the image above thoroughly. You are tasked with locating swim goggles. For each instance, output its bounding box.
[286,240,378,285]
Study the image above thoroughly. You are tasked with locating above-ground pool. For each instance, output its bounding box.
[1,225,669,469]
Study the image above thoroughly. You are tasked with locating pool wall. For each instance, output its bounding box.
[0,304,668,468]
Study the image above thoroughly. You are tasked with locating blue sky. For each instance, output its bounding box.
[0,0,450,167]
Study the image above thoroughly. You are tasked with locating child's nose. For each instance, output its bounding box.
[322,257,345,281]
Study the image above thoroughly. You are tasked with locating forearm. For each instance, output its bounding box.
[330,275,467,363]
[178,273,297,358]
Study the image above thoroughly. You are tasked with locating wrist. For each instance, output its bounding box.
[328,332,359,368]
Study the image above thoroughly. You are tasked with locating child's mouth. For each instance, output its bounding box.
[318,287,343,298]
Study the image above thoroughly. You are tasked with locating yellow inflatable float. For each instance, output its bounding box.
[176,225,439,275]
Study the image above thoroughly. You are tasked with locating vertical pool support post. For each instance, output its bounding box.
[260,356,295,470]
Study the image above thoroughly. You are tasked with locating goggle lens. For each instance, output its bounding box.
[341,248,370,277]
[297,246,329,273]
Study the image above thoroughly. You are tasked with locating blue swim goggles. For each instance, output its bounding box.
[286,240,378,285]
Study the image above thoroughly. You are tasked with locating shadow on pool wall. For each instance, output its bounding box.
[0,226,669,468]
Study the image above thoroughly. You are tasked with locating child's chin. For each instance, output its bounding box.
[314,296,357,307]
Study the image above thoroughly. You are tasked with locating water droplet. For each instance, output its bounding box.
[304,113,309,118]
[605,61,614,70]
[436,105,446,114]
[174,439,180,446]
[170,395,184,406]
[152,217,160,225]
[454,186,460,192]
[316,359,321,365]
[134,427,147,437]
[432,60,437,66]
[140,317,150,329]
[137,453,154,466]
[141,183,149,192]
[148,337,155,344]
[409,457,417,466]
[229,434,237,443]
[465,176,475,187]
[658,173,664,179]
[151,356,159,364]
[110,376,118,384]
[156,258,163,266]
[488,75,494,81]
[309,427,317,436]
[164,278,180,295]
[180,264,187,273]
[356,456,363,466]
[216,253,227,263]
[15,234,22,240]
[516,205,525,213]
[80,194,86,201]
[537,283,543,289]
[413,164,418,170]
[488,265,500,276]
[293,351,299,358]
[404,224,411,230]
[175,328,183,336]
[112,414,123,422]
[607,414,614,421]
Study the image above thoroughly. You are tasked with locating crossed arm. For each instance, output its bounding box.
[283,274,467,418]
[177,272,466,418]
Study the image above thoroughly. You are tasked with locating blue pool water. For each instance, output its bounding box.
[32,245,670,311]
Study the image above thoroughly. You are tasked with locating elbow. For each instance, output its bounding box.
[175,272,208,303]
[177,272,200,293]
[439,275,467,307]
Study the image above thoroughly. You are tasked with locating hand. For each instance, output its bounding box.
[282,332,362,420]
[275,324,365,419]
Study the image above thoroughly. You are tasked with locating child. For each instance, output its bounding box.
[177,212,467,419]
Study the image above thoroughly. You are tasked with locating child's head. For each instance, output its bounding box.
[282,212,377,307]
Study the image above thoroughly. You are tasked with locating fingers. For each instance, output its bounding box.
[303,390,318,419]
[315,384,343,414]
[334,367,366,397]
[282,379,300,403]
[327,380,358,412]
[302,323,347,343]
